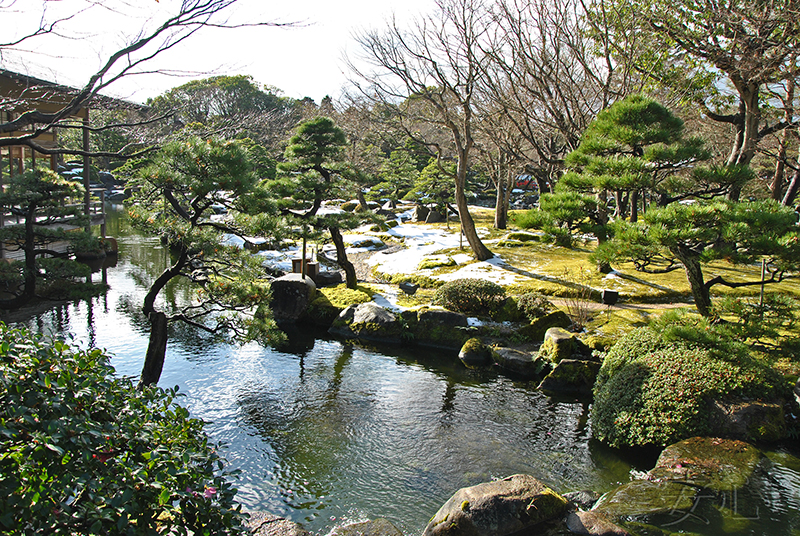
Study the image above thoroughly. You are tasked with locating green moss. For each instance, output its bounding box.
[418,256,457,270]
[506,232,540,242]
[306,284,373,325]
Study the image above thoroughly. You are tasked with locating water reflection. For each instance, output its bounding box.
[4,207,800,536]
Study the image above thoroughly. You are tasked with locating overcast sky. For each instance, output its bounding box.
[1,0,435,104]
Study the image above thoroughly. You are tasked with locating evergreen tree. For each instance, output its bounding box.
[128,136,283,387]
[0,168,104,308]
[266,117,369,289]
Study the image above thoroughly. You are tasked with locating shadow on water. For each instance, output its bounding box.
[5,206,800,536]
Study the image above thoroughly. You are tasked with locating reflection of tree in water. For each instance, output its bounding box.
[235,343,365,516]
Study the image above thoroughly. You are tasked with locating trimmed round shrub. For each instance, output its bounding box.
[516,293,554,322]
[0,323,245,535]
[433,278,506,317]
[592,317,789,448]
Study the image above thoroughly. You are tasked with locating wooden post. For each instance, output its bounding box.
[82,108,91,232]
[302,236,307,278]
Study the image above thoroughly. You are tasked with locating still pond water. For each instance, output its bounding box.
[6,209,800,535]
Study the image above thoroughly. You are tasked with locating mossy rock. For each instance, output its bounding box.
[648,437,762,491]
[493,297,525,323]
[459,338,493,369]
[537,359,601,396]
[422,475,568,536]
[328,519,403,536]
[492,347,550,379]
[340,201,358,212]
[592,479,697,518]
[305,284,372,326]
[518,310,571,341]
[412,307,471,350]
[496,239,525,248]
[537,327,576,363]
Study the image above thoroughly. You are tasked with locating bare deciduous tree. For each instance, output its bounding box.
[349,0,493,260]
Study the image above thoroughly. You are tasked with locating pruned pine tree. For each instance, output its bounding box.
[128,136,283,387]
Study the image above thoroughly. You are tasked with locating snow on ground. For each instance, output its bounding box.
[366,223,524,286]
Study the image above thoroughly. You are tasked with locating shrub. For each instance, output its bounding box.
[516,293,555,322]
[592,314,789,448]
[0,323,245,535]
[433,278,506,317]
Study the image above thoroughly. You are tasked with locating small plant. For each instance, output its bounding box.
[0,323,246,535]
[433,278,507,317]
[516,292,555,322]
[560,266,594,330]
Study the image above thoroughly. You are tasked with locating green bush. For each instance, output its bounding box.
[516,293,555,322]
[592,314,789,448]
[0,323,245,535]
[433,278,507,317]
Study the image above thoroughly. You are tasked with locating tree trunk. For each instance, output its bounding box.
[22,204,37,302]
[455,149,492,261]
[783,167,799,207]
[139,311,168,388]
[329,226,357,289]
[673,247,712,317]
[727,83,761,201]
[630,189,639,223]
[356,189,370,212]
[494,180,508,229]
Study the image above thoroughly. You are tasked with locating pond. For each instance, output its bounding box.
[5,208,800,536]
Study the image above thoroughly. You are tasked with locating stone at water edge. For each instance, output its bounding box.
[707,399,786,442]
[537,359,601,396]
[459,338,493,369]
[648,436,762,491]
[519,311,571,342]
[565,511,632,536]
[492,347,548,379]
[423,474,568,536]
[246,513,310,536]
[562,490,601,511]
[591,479,697,518]
[329,302,403,344]
[328,518,403,536]
[270,274,316,322]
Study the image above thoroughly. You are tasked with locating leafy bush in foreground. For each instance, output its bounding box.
[592,313,789,448]
[433,278,506,317]
[0,323,245,535]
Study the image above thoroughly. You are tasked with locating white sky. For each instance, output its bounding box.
[1,0,436,104]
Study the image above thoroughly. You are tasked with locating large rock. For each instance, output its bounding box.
[707,399,786,442]
[423,474,568,536]
[492,347,549,379]
[459,338,493,369]
[411,307,471,350]
[537,328,593,364]
[329,302,403,344]
[648,436,762,491]
[426,209,443,223]
[270,274,316,322]
[518,311,572,341]
[565,511,632,536]
[591,479,697,518]
[329,519,403,536]
[411,205,430,222]
[246,513,310,536]
[537,359,600,396]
